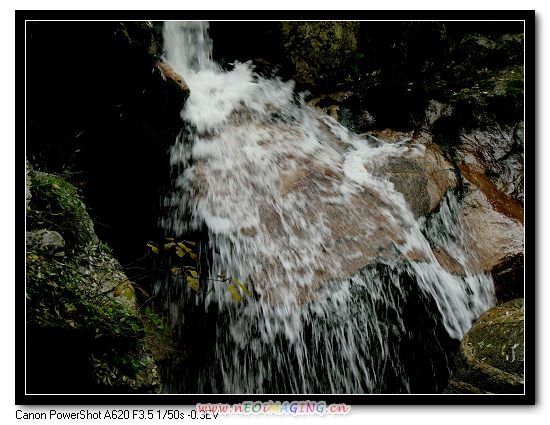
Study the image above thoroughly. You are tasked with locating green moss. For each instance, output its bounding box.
[26,171,163,393]
[487,79,524,126]
[29,173,84,214]
[478,79,496,92]
[26,240,164,392]
[27,172,93,247]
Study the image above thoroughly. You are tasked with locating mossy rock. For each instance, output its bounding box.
[26,170,163,394]
[443,298,524,394]
[280,21,360,86]
[27,170,98,247]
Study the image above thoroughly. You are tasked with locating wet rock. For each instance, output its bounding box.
[380,144,458,218]
[420,144,460,212]
[365,126,458,218]
[458,120,524,208]
[458,157,524,223]
[457,180,524,274]
[457,122,524,206]
[461,125,517,164]
[443,298,524,394]
[491,253,524,304]
[379,157,430,218]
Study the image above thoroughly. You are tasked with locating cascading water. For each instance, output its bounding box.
[156,21,495,394]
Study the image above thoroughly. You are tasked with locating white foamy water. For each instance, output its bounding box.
[158,21,495,393]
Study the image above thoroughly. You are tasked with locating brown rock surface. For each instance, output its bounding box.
[156,59,190,92]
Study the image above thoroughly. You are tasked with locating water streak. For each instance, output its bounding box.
[158,21,495,394]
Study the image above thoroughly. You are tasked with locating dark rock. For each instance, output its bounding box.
[209,21,290,73]
[449,58,479,80]
[492,253,524,304]
[26,326,97,394]
[25,21,189,266]
[355,21,449,83]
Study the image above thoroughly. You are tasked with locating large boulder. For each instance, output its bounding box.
[448,181,524,280]
[443,298,524,394]
[453,94,524,302]
[170,96,470,306]
[374,142,458,218]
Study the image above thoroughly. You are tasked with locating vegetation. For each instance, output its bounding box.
[26,170,163,392]
[27,171,94,247]
[146,238,249,302]
[25,169,249,392]
[26,243,163,391]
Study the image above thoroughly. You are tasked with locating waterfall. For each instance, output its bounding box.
[156,21,495,394]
